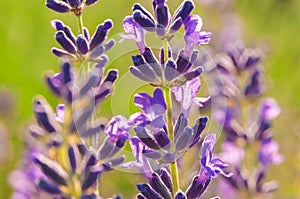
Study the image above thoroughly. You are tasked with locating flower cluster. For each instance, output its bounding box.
[11,0,288,198]
[122,0,211,87]
[210,43,284,198]
[46,0,99,15]
[51,19,114,62]
[10,1,125,198]
[135,134,232,199]
[118,1,231,198]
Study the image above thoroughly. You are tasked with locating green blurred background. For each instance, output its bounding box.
[0,0,300,198]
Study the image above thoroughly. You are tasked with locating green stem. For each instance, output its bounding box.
[77,15,84,34]
[164,86,180,194]
[163,39,180,194]
[163,39,168,64]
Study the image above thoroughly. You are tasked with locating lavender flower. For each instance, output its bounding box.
[46,61,117,105]
[210,43,283,198]
[51,20,114,63]
[186,134,232,199]
[172,77,210,117]
[126,0,194,39]
[8,147,57,199]
[129,46,204,87]
[46,0,99,15]
[120,16,146,53]
[135,134,230,199]
[124,0,211,87]
[130,88,208,164]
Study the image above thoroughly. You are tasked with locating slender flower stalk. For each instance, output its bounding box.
[123,1,229,198]
[164,85,180,193]
[77,15,84,34]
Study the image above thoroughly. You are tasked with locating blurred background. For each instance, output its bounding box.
[0,0,300,198]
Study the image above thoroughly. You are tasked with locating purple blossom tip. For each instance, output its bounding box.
[86,0,98,6]
[90,20,113,51]
[76,34,89,54]
[133,10,156,32]
[51,20,64,30]
[155,4,169,27]
[175,190,187,199]
[55,31,76,54]
[46,0,71,13]
[173,0,194,22]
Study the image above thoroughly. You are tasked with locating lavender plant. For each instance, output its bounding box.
[9,0,234,198]
[209,43,284,198]
[10,0,123,198]
[120,0,232,198]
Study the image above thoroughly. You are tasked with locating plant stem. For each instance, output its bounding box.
[77,15,84,34]
[60,105,72,171]
[163,39,168,64]
[163,38,180,194]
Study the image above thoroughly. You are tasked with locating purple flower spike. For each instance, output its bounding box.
[46,0,71,13]
[135,126,160,150]
[190,116,208,147]
[258,138,283,167]
[175,127,193,151]
[185,176,211,199]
